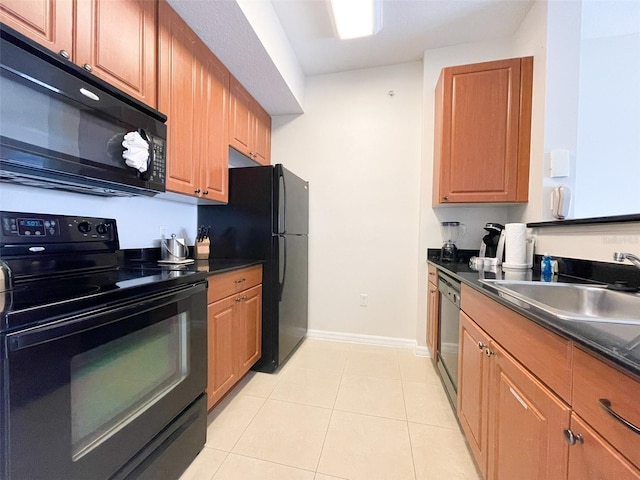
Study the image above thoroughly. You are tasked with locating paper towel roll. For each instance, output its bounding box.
[504,223,527,266]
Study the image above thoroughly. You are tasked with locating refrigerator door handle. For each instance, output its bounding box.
[278,235,287,301]
[277,168,287,234]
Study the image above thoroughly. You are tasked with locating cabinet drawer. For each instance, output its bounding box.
[427,264,438,285]
[461,284,572,402]
[572,347,640,468]
[567,413,640,479]
[208,265,262,304]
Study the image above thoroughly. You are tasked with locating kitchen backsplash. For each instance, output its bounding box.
[0,183,197,249]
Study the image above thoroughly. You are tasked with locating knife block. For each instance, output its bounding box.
[195,239,210,259]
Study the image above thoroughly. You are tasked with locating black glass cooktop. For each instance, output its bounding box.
[0,265,206,333]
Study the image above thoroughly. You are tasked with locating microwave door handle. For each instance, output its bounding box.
[138,128,153,181]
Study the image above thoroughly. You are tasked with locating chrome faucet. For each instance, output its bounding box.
[613,252,640,269]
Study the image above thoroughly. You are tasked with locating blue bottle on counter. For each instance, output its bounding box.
[541,253,553,282]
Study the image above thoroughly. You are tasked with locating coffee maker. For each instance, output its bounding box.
[479,223,505,262]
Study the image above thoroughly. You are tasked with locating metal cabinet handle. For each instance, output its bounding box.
[485,348,495,357]
[563,428,584,446]
[443,195,449,201]
[234,278,246,284]
[599,399,640,435]
[203,190,209,195]
[194,189,201,194]
[235,297,242,302]
[83,63,92,72]
[59,50,70,59]
[478,342,487,350]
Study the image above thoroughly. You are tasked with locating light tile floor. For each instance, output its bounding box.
[179,339,481,480]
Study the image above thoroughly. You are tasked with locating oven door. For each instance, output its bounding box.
[2,282,206,480]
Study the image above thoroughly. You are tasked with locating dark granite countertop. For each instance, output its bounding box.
[193,259,264,275]
[120,249,263,276]
[428,257,640,379]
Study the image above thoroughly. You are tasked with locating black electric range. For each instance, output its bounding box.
[0,211,206,333]
[0,211,207,480]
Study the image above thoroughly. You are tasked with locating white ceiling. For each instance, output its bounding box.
[168,0,535,115]
[271,0,535,76]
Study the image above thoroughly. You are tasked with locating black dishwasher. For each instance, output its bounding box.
[436,272,461,407]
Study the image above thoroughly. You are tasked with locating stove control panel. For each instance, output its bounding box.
[0,211,118,249]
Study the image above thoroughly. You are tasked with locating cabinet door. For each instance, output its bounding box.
[434,57,532,205]
[207,296,238,410]
[567,414,640,480]
[238,285,262,376]
[159,1,201,196]
[229,77,254,158]
[426,279,439,362]
[0,0,73,58]
[75,0,157,107]
[487,342,570,480]
[199,45,229,202]
[458,312,491,476]
[253,104,271,165]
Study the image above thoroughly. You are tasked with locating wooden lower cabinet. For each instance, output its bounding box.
[458,312,570,480]
[487,342,570,480]
[426,265,439,362]
[566,414,640,480]
[458,312,491,474]
[207,296,238,408]
[455,282,640,479]
[206,267,262,410]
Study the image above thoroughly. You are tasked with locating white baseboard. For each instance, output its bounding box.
[306,329,430,356]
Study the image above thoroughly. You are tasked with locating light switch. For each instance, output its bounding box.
[550,149,570,178]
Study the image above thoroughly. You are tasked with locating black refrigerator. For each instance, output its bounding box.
[198,164,309,373]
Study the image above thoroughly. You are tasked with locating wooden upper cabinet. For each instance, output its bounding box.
[433,56,533,205]
[199,44,229,202]
[253,103,272,165]
[75,0,157,107]
[229,76,272,165]
[159,1,229,202]
[1,0,157,108]
[229,77,254,156]
[0,0,73,55]
[158,1,199,196]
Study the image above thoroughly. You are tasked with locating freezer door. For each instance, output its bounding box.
[277,233,308,365]
[275,165,309,235]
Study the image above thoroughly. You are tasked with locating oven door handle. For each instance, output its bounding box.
[7,284,203,352]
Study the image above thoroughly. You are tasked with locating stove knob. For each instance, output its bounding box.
[96,223,109,235]
[78,221,92,233]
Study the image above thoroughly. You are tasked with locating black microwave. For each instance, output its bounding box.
[0,24,167,197]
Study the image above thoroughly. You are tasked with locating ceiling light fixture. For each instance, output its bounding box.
[329,0,382,40]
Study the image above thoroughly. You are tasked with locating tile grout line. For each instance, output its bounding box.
[312,344,349,476]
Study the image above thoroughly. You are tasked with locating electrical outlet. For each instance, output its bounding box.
[359,294,368,307]
[159,225,168,238]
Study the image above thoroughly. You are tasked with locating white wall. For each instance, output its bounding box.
[271,62,423,344]
[512,0,640,263]
[0,183,197,249]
